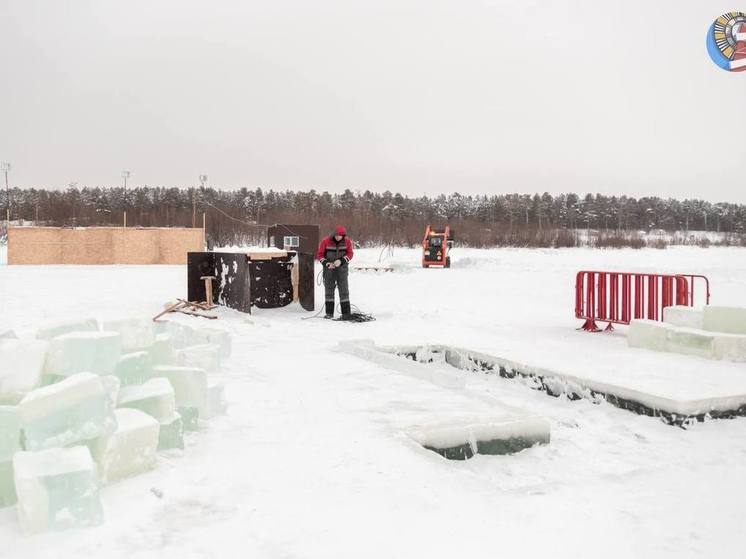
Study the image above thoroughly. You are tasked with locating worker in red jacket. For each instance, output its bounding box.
[316,225,354,318]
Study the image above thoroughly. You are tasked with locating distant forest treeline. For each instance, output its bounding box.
[2,186,746,248]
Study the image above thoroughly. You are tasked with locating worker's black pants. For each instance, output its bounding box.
[323,265,350,306]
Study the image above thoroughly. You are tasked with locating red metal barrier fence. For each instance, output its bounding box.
[575,271,710,332]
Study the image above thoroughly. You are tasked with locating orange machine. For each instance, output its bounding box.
[421,225,454,268]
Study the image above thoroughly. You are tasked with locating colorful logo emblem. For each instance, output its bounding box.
[707,11,746,71]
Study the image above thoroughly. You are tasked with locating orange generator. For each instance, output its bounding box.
[421,225,454,268]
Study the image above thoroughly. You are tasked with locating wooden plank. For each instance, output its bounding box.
[175,308,218,320]
[152,300,187,322]
[176,298,211,311]
[247,250,287,260]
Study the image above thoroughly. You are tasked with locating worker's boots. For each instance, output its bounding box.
[340,301,351,318]
[325,301,334,319]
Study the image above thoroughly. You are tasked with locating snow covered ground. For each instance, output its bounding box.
[1,246,746,558]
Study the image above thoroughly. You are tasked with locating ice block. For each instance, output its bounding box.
[44,331,122,377]
[151,366,208,417]
[91,408,159,483]
[36,318,99,340]
[0,339,49,404]
[148,334,176,366]
[176,344,221,374]
[115,351,153,386]
[157,412,184,451]
[0,405,21,507]
[14,446,104,533]
[117,378,176,423]
[18,372,117,451]
[102,319,155,352]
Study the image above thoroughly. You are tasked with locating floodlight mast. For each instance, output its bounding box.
[194,175,207,228]
[121,170,131,227]
[1,162,10,228]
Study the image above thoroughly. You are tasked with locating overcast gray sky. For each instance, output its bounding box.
[1,0,745,202]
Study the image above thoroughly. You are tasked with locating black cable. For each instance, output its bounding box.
[300,306,326,320]
[333,303,376,322]
[299,269,329,320]
[304,266,375,322]
[274,223,312,241]
[202,202,312,240]
[334,312,375,322]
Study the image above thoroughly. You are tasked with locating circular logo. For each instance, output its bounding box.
[707,11,746,71]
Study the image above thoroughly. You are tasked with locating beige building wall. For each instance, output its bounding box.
[8,227,204,265]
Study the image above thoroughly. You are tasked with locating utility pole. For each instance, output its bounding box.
[2,162,10,229]
[196,174,207,228]
[69,182,78,226]
[121,170,131,227]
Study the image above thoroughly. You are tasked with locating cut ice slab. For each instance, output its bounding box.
[391,343,746,424]
[153,321,197,349]
[14,445,103,534]
[663,305,704,329]
[628,319,746,362]
[91,408,159,483]
[667,328,716,359]
[713,333,746,362]
[178,406,200,431]
[0,459,16,507]
[0,405,21,462]
[102,318,155,352]
[115,351,153,386]
[149,333,176,366]
[101,375,121,409]
[151,365,208,415]
[44,331,122,377]
[337,340,549,458]
[19,372,117,451]
[0,406,21,507]
[35,318,99,341]
[410,416,551,460]
[628,320,669,352]
[337,339,465,390]
[118,378,176,423]
[175,344,221,373]
[157,412,184,451]
[0,339,49,404]
[703,306,746,335]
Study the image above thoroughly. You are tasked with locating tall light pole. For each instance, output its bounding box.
[2,162,10,228]
[197,174,207,229]
[69,182,78,226]
[193,174,207,228]
[121,170,131,227]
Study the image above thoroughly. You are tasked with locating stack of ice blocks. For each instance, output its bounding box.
[629,306,746,361]
[0,316,231,535]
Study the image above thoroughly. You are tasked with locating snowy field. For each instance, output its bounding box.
[2,245,746,558]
